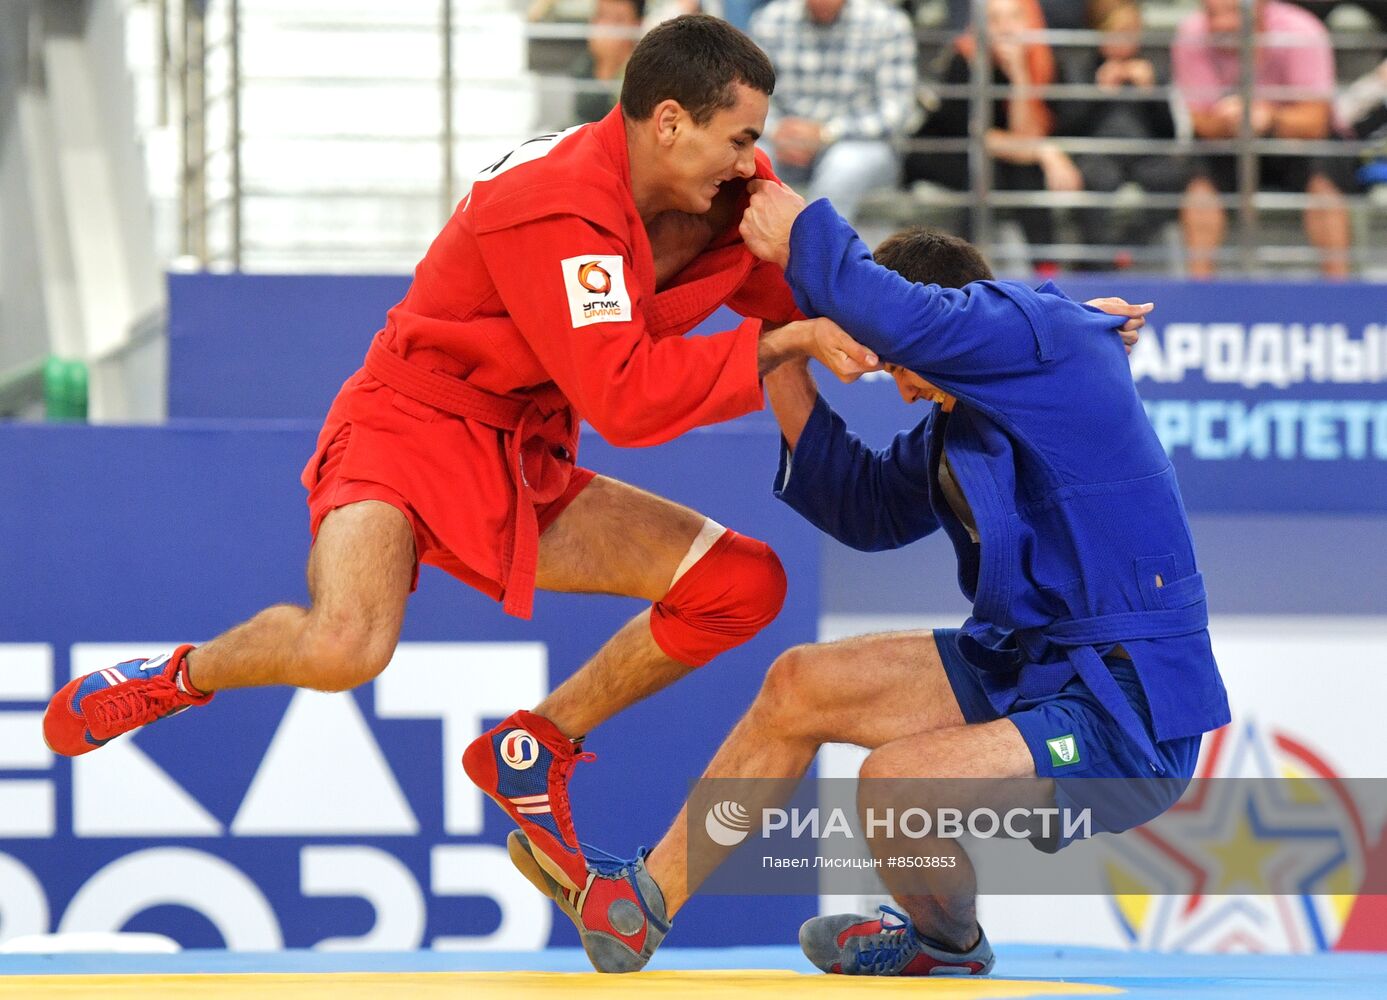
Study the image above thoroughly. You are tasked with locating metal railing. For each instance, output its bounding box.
[166,1,476,271]
[521,4,1386,274]
[913,8,1387,272]
[156,0,1386,275]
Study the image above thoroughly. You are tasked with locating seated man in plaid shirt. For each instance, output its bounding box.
[750,0,917,221]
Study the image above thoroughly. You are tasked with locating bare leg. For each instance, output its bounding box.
[645,632,967,916]
[533,609,682,739]
[856,720,1042,951]
[1304,172,1351,279]
[185,500,414,693]
[531,475,710,739]
[1181,176,1224,279]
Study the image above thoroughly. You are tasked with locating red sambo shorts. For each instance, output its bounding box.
[303,369,595,598]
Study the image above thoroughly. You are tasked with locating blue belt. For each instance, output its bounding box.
[1015,597,1209,772]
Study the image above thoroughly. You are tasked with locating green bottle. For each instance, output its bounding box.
[44,356,89,421]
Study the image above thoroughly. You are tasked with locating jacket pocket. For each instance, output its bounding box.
[1135,554,1204,610]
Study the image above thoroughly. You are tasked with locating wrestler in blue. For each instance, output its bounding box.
[500,181,1232,978]
[765,191,1229,762]
[735,181,1231,975]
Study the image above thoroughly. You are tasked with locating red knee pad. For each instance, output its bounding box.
[649,530,788,667]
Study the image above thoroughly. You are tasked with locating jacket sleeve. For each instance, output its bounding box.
[773,394,939,552]
[784,199,1125,395]
[481,213,764,448]
[725,256,803,325]
[784,200,1053,385]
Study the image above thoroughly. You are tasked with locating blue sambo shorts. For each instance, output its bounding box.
[933,627,1202,849]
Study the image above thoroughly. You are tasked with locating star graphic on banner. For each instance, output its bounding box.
[1205,812,1283,894]
[1097,721,1367,951]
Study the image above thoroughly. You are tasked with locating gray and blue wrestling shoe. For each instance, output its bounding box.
[800,904,995,976]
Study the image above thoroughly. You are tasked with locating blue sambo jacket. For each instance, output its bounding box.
[775,200,1231,765]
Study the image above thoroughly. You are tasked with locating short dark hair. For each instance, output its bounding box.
[872,227,994,289]
[620,14,775,125]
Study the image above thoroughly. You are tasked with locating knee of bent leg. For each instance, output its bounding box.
[722,534,788,628]
[860,738,955,785]
[858,746,898,783]
[301,619,396,692]
[857,745,934,818]
[757,643,830,726]
[649,531,787,667]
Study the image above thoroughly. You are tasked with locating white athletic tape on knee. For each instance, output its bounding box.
[668,518,727,591]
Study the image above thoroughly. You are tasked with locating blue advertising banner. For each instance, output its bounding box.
[167,274,408,421]
[0,422,818,951]
[811,281,1387,514]
[169,275,1386,512]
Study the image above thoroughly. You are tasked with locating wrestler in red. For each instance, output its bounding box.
[44,15,877,896]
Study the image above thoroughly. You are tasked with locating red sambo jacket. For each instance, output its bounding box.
[303,107,800,618]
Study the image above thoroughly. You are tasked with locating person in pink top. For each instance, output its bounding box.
[1173,0,1353,278]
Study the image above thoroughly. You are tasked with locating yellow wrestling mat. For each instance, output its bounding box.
[0,970,1121,998]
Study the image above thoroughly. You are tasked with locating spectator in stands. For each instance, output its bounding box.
[1173,0,1353,278]
[750,0,917,222]
[907,0,1079,256]
[573,0,644,123]
[1058,0,1185,260]
[943,0,1055,86]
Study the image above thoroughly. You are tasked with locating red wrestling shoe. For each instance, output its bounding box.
[508,830,671,973]
[461,709,594,891]
[43,645,212,756]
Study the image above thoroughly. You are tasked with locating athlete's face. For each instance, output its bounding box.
[663,82,767,213]
[885,363,956,411]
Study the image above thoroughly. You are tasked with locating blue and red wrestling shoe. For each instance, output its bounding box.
[461,709,595,891]
[508,830,670,973]
[43,645,213,756]
[800,905,995,976]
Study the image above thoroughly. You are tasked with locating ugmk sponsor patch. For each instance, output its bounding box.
[560,254,631,328]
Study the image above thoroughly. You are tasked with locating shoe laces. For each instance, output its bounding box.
[851,906,918,972]
[85,676,186,741]
[876,905,913,932]
[549,747,597,850]
[580,841,649,878]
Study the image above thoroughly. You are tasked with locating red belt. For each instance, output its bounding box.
[365,334,570,619]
